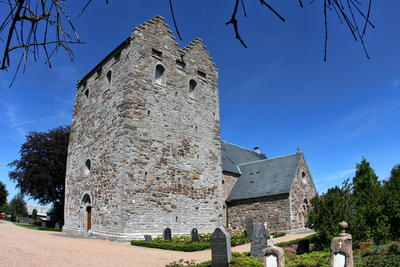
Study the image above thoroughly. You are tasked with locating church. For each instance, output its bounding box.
[63,16,316,241]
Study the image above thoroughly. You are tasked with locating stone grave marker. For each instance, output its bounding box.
[250,222,268,258]
[211,227,232,267]
[163,227,171,241]
[330,221,354,267]
[144,235,153,242]
[55,222,61,229]
[261,246,285,267]
[297,239,310,255]
[246,217,254,237]
[41,221,46,228]
[191,228,199,242]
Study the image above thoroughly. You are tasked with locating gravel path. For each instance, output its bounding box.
[0,220,313,267]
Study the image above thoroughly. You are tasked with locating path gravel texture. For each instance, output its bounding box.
[0,220,314,267]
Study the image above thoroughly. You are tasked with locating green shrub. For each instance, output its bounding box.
[276,233,317,247]
[131,240,211,252]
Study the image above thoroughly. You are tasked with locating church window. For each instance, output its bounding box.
[176,59,185,69]
[302,171,307,183]
[97,67,102,77]
[114,51,121,61]
[152,48,162,59]
[144,172,148,180]
[197,70,206,79]
[155,65,165,85]
[177,177,182,187]
[84,89,89,99]
[107,70,112,88]
[84,159,91,176]
[189,79,197,99]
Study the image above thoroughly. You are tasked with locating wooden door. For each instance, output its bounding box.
[87,207,92,231]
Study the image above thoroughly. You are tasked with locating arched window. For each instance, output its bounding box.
[189,79,197,98]
[107,70,112,88]
[85,89,89,99]
[155,65,165,85]
[84,159,91,176]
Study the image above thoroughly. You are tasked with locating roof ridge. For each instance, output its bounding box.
[221,140,260,154]
[237,152,301,166]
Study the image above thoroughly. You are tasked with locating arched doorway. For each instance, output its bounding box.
[81,194,92,233]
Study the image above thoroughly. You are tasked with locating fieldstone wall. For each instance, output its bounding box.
[227,194,290,232]
[222,172,239,226]
[63,16,223,241]
[289,154,317,232]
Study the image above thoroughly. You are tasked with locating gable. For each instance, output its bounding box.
[221,141,267,174]
[227,153,302,201]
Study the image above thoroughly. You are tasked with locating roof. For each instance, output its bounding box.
[227,153,303,201]
[221,141,267,174]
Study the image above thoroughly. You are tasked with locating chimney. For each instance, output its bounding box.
[254,147,260,154]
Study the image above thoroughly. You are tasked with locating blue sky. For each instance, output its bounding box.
[1,1,399,205]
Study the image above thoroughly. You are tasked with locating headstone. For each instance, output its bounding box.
[211,227,232,267]
[330,221,354,267]
[261,247,285,267]
[55,222,61,229]
[246,217,254,237]
[41,221,46,228]
[250,222,268,258]
[297,239,310,255]
[217,213,223,227]
[191,228,199,242]
[163,227,171,241]
[144,235,153,242]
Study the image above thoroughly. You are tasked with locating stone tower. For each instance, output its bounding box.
[63,16,223,241]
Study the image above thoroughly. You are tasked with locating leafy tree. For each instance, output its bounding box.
[8,125,70,222]
[9,192,27,217]
[0,203,10,214]
[32,208,37,220]
[0,180,8,206]
[382,164,400,240]
[352,157,389,243]
[306,179,356,250]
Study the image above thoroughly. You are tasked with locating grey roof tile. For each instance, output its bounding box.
[221,141,267,174]
[227,153,302,201]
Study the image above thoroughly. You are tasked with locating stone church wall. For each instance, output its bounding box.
[227,194,291,233]
[289,155,317,232]
[63,16,223,241]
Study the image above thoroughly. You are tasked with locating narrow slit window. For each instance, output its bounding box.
[107,70,112,88]
[155,65,165,85]
[189,79,197,98]
[152,48,162,58]
[197,70,206,79]
[85,89,89,99]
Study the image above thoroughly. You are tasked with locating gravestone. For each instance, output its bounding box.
[55,222,61,229]
[250,222,268,258]
[163,227,171,241]
[41,221,46,228]
[297,239,310,255]
[246,217,254,237]
[261,246,285,267]
[191,228,199,242]
[144,235,153,242]
[211,227,232,267]
[330,221,354,267]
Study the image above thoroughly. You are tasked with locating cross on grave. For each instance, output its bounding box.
[338,241,343,249]
[268,235,275,247]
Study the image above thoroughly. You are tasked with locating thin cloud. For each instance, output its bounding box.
[315,169,354,182]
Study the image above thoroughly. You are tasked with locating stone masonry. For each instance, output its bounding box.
[63,16,223,241]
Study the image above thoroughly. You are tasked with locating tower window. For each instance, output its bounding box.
[107,70,112,88]
[155,65,165,85]
[152,49,162,59]
[189,79,197,99]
